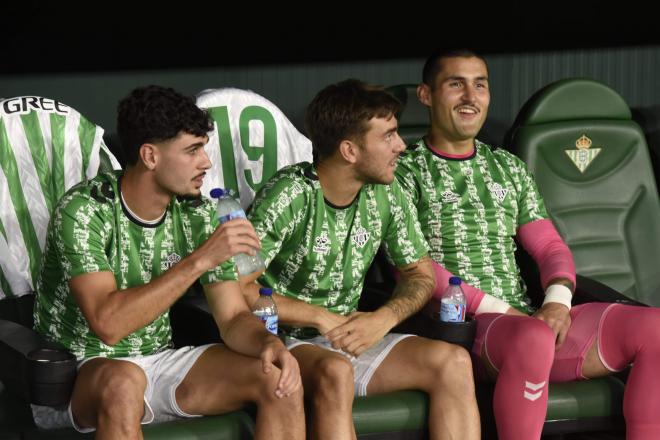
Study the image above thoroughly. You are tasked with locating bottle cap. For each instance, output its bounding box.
[209,188,225,198]
[259,287,273,296]
[449,276,462,286]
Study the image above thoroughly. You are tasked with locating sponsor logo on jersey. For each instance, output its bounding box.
[164,253,181,269]
[488,182,508,203]
[565,134,601,173]
[313,232,331,254]
[352,226,369,248]
[1,96,70,116]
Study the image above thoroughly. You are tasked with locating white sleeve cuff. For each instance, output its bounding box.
[543,284,573,310]
[475,294,511,315]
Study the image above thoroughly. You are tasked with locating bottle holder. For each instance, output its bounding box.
[426,316,477,351]
[27,348,77,406]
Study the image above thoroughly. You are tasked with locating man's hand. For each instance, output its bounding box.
[533,303,571,349]
[195,219,261,270]
[260,336,301,398]
[325,309,397,357]
[317,309,350,335]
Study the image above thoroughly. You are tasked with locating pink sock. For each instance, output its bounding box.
[599,305,660,440]
[482,315,556,440]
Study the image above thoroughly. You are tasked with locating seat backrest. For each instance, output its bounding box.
[508,79,660,305]
[0,96,121,299]
[631,105,660,190]
[196,88,313,209]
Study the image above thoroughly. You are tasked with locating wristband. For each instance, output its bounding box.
[543,284,573,310]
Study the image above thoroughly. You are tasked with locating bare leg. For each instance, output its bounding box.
[175,344,305,440]
[70,358,147,440]
[289,344,356,440]
[367,337,480,440]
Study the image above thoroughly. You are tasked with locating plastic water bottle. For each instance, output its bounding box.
[252,287,278,335]
[440,276,467,322]
[210,188,265,276]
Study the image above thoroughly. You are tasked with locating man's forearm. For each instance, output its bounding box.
[220,310,284,357]
[383,256,436,324]
[242,280,335,330]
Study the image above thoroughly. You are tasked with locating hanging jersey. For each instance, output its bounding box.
[196,88,313,209]
[248,162,429,338]
[396,139,548,311]
[33,171,237,360]
[0,96,120,299]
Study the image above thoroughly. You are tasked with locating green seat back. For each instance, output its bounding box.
[509,79,660,304]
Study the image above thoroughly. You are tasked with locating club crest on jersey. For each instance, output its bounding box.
[565,134,601,173]
[352,226,369,249]
[313,232,331,254]
[441,190,459,203]
[163,253,181,269]
[488,182,508,203]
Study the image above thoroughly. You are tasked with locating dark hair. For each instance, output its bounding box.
[422,49,488,87]
[304,79,402,161]
[117,85,213,166]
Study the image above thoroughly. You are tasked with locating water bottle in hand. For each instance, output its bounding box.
[440,276,466,322]
[252,287,278,335]
[210,187,265,276]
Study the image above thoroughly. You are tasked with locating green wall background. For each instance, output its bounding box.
[2,45,659,144]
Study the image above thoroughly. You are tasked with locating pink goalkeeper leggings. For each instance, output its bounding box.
[472,303,660,440]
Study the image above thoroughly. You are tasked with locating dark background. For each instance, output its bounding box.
[3,3,657,74]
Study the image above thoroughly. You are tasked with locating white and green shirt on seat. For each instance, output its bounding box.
[0,96,120,299]
[395,139,548,312]
[248,162,429,338]
[34,171,237,360]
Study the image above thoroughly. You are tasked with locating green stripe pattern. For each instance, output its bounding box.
[0,96,120,298]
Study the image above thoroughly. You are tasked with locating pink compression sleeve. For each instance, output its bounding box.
[516,219,576,289]
[391,261,505,316]
[429,260,486,315]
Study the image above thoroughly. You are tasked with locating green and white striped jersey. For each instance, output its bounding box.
[248,162,429,338]
[33,171,237,360]
[0,96,120,299]
[396,139,548,311]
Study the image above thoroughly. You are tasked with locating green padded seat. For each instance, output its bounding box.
[353,390,428,435]
[15,412,255,440]
[509,78,660,305]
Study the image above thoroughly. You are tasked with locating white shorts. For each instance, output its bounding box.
[286,333,414,396]
[31,344,216,432]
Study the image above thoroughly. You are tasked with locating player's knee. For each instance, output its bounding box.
[253,365,304,409]
[510,318,556,363]
[632,308,660,347]
[96,362,146,417]
[312,356,354,402]
[429,343,474,391]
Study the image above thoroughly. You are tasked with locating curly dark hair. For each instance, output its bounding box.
[305,79,401,161]
[117,85,213,166]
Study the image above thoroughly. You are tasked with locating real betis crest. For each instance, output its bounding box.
[565,134,601,173]
[488,182,508,203]
[352,226,369,249]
